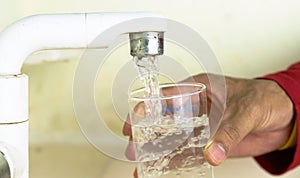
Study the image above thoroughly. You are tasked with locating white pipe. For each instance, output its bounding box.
[0,12,166,178]
[0,122,28,178]
[0,12,166,75]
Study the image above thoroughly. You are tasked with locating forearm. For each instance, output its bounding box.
[254,61,300,175]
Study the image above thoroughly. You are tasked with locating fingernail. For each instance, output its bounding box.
[205,142,226,165]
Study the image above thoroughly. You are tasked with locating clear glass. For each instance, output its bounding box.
[128,83,214,178]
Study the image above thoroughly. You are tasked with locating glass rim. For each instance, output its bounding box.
[129,82,206,102]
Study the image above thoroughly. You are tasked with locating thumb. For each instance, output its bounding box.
[204,113,253,166]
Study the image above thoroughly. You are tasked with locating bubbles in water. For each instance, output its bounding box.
[132,116,210,178]
[132,56,211,178]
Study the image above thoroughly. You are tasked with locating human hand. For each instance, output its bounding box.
[123,73,294,176]
[191,74,294,166]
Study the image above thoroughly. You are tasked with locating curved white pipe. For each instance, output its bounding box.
[0,12,166,75]
[0,12,166,178]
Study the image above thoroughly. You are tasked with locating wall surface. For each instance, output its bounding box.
[0,0,300,177]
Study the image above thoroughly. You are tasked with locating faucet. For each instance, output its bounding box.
[0,12,166,178]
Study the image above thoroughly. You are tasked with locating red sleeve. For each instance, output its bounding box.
[254,61,300,175]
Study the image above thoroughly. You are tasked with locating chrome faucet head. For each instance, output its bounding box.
[129,31,164,59]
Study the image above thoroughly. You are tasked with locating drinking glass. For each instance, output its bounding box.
[128,83,214,178]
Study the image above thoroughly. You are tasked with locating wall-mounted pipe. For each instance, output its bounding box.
[0,12,166,178]
[0,12,166,75]
[0,151,10,178]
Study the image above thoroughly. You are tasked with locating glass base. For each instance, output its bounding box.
[138,163,214,178]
